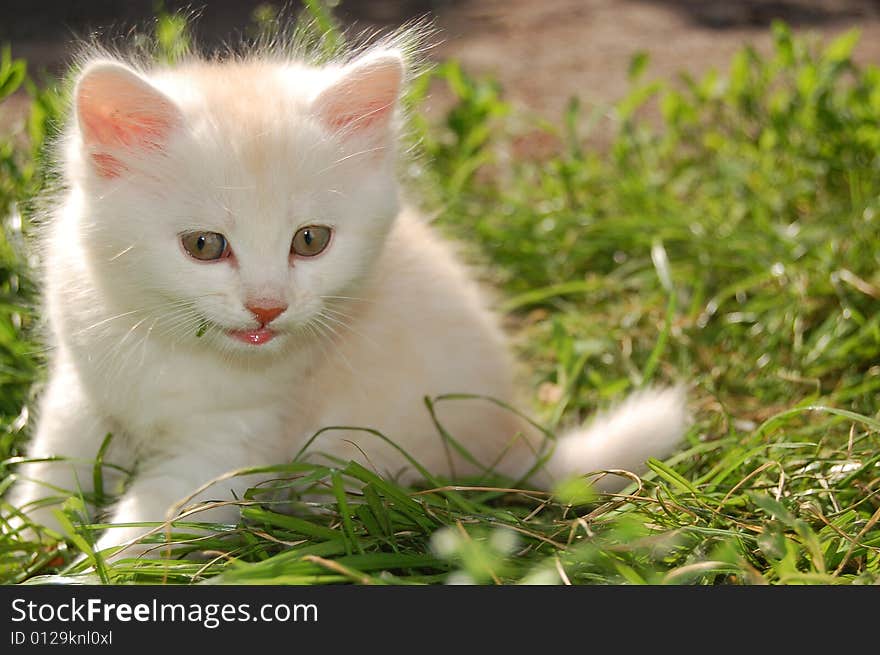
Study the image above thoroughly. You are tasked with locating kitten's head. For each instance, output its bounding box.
[67,47,406,358]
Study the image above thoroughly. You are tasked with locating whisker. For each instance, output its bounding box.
[320,295,375,304]
[138,318,158,368]
[73,297,199,337]
[74,309,144,336]
[310,315,362,386]
[317,308,379,351]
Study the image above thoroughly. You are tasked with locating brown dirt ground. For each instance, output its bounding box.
[431,0,880,116]
[1,1,880,147]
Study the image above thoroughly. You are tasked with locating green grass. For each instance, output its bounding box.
[1,8,879,585]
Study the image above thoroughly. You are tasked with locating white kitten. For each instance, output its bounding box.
[9,42,686,557]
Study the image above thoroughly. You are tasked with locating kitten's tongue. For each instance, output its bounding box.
[229,327,276,345]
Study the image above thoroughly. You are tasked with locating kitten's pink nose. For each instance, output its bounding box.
[246,302,287,325]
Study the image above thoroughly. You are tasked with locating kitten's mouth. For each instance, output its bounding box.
[227,327,277,345]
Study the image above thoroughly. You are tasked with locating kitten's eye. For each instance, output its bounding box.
[180,231,230,261]
[291,225,332,257]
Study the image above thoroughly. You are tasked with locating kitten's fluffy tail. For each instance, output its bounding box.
[542,386,687,491]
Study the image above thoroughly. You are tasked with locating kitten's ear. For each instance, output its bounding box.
[75,61,182,178]
[312,50,404,141]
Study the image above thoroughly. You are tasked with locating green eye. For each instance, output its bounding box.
[181,231,229,261]
[291,225,332,257]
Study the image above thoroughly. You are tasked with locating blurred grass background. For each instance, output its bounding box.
[0,1,878,584]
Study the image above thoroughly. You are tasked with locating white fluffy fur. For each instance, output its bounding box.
[9,44,686,557]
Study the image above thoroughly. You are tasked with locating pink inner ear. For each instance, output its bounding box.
[76,64,180,178]
[81,112,175,178]
[323,99,395,132]
[80,107,175,149]
[89,153,124,179]
[314,53,404,138]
